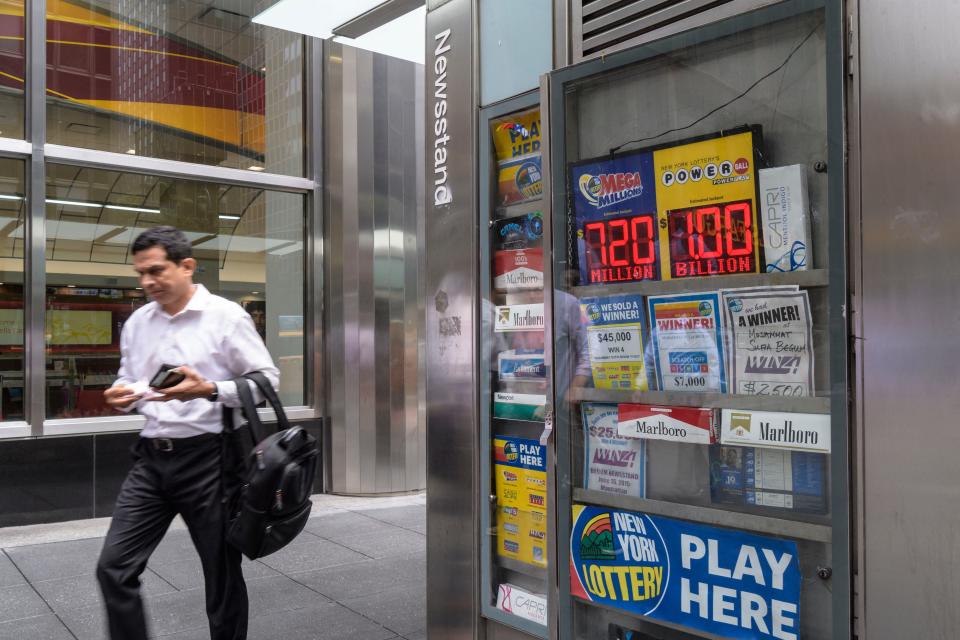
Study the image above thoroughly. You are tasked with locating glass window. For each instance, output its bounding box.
[480,0,552,106]
[45,164,305,419]
[0,159,25,421]
[480,104,550,634]
[0,0,25,139]
[46,1,304,176]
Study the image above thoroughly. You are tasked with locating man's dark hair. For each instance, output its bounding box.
[132,226,193,263]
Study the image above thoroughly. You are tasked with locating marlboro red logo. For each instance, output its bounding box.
[617,405,716,444]
[493,249,543,291]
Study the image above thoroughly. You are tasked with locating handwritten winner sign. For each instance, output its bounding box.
[571,505,802,640]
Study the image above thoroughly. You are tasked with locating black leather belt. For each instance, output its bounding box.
[144,433,218,453]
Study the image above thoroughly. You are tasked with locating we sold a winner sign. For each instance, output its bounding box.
[570,506,801,640]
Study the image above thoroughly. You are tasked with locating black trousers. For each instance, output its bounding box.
[96,434,248,640]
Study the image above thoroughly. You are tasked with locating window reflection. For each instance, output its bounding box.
[0,159,25,420]
[45,164,305,418]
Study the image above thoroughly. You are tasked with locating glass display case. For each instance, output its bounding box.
[479,93,552,635]
[547,1,847,638]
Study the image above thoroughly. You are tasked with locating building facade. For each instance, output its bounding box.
[0,0,425,527]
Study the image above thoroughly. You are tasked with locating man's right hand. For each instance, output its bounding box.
[104,385,143,409]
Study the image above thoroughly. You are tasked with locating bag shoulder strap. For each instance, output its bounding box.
[234,377,268,446]
[242,372,290,432]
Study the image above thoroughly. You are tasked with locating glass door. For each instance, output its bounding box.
[549,1,848,638]
[479,92,552,636]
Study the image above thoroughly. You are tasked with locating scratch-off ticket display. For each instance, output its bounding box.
[491,109,543,207]
[494,437,548,566]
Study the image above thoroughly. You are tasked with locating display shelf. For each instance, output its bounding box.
[497,290,545,305]
[574,488,831,543]
[571,387,829,413]
[493,416,545,425]
[493,197,544,221]
[495,555,548,581]
[572,268,828,299]
[570,595,720,639]
[497,379,548,393]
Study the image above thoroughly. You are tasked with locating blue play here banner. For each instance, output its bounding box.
[570,505,802,640]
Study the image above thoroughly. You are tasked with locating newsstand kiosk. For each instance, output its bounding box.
[425,0,852,638]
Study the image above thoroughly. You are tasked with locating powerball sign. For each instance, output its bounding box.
[570,505,802,640]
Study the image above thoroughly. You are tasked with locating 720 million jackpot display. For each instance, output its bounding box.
[571,127,764,285]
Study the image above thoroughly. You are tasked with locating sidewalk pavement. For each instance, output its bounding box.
[0,493,426,640]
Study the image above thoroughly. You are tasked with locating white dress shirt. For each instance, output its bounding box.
[113,284,280,439]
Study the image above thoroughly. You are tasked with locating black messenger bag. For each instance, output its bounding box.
[222,371,318,559]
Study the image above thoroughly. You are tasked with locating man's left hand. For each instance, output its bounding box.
[147,365,216,402]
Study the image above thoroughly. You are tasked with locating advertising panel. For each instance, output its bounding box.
[710,445,827,514]
[653,129,762,279]
[492,212,544,292]
[496,583,547,626]
[571,151,660,285]
[568,127,763,286]
[495,436,548,566]
[495,303,545,333]
[581,294,650,390]
[582,403,646,497]
[759,165,811,273]
[647,292,725,392]
[491,109,543,206]
[570,505,802,640]
[498,349,545,380]
[494,436,547,513]
[722,290,814,396]
[493,392,546,422]
[720,409,831,454]
[617,404,716,445]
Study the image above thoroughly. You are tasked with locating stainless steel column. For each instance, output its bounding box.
[858,0,960,636]
[324,42,426,494]
[424,0,480,637]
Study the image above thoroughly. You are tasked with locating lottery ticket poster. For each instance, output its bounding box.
[580,294,651,390]
[647,292,726,392]
[582,403,646,497]
[491,109,543,207]
[721,289,814,396]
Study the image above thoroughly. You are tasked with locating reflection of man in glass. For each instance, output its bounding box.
[555,269,592,403]
[249,306,266,339]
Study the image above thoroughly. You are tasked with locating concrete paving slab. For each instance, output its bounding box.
[359,505,427,529]
[330,527,426,560]
[293,552,425,601]
[246,602,398,640]
[246,574,330,618]
[259,535,370,575]
[0,583,51,623]
[149,555,279,591]
[341,581,427,637]
[6,537,105,582]
[0,553,25,588]
[0,613,74,640]
[32,568,176,614]
[303,511,400,540]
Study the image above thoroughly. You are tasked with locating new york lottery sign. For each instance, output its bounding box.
[570,505,802,640]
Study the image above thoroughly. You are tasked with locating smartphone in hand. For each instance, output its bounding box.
[149,364,186,389]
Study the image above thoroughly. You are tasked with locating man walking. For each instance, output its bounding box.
[97,226,279,640]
